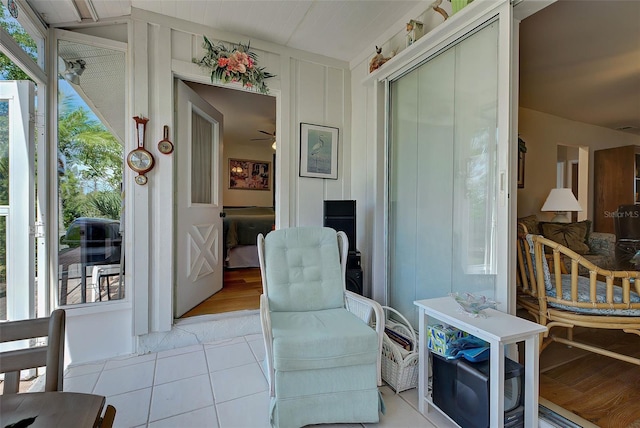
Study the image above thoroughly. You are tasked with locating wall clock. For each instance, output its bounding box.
[158,125,174,154]
[127,116,154,184]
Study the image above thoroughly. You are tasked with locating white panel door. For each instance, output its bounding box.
[175,80,224,317]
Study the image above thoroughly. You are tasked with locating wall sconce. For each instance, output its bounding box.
[63,59,86,85]
[541,188,582,222]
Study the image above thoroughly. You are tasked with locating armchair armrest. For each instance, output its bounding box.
[260,294,275,397]
[345,291,385,386]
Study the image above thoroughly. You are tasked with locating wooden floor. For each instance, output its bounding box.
[537,326,640,428]
[180,268,262,318]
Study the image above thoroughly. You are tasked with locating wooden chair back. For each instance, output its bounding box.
[0,309,65,394]
[515,223,543,322]
[532,235,640,312]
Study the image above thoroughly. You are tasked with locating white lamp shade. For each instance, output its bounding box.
[541,188,582,212]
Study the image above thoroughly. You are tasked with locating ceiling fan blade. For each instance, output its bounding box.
[251,137,272,141]
[259,130,275,136]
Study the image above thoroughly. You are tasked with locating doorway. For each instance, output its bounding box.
[178,82,276,318]
[556,144,589,222]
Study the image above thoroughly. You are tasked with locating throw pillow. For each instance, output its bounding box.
[517,215,540,235]
[540,221,591,254]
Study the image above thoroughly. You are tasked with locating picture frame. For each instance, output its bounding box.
[299,123,339,179]
[517,150,525,188]
[228,158,271,190]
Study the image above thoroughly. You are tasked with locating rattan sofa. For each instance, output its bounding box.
[516,225,640,366]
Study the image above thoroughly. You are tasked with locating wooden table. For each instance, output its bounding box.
[0,392,106,428]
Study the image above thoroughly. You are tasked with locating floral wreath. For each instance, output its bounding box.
[194,37,275,94]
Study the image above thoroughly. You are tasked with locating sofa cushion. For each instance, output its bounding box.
[517,215,540,235]
[540,221,591,254]
[271,308,379,371]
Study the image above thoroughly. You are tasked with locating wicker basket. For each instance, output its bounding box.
[381,306,419,393]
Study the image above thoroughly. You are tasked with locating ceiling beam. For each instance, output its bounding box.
[85,0,99,22]
[67,0,82,22]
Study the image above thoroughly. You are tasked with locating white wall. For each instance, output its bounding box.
[517,107,640,221]
[127,8,354,340]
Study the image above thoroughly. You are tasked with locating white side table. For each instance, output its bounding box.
[414,297,546,428]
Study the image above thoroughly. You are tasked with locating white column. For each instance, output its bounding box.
[2,81,35,321]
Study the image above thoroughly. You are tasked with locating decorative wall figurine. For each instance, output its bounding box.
[431,0,449,20]
[369,46,397,73]
[405,20,424,47]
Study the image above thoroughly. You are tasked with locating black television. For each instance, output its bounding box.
[432,354,525,428]
[323,200,356,252]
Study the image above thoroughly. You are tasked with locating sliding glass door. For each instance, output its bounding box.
[388,20,505,326]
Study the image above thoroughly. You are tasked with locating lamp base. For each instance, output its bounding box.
[550,212,571,223]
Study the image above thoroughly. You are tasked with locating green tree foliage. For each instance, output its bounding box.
[58,103,123,225]
[0,3,36,81]
[90,191,122,220]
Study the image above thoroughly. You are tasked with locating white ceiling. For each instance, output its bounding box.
[23,0,640,138]
[519,0,640,135]
[27,0,422,62]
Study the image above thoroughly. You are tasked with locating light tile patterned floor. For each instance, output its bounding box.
[63,333,452,428]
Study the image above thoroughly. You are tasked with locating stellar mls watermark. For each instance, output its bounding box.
[604,210,640,218]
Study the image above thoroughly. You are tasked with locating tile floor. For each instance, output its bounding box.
[63,333,456,428]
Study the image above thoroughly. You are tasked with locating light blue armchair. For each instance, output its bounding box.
[257,227,385,427]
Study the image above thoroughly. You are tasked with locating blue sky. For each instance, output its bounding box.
[58,77,99,122]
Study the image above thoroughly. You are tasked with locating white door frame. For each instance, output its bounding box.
[169,68,280,320]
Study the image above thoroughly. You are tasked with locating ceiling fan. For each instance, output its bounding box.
[251,130,277,149]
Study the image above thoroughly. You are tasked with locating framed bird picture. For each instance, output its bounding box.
[299,123,339,179]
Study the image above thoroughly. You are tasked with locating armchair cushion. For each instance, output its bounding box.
[264,227,344,312]
[546,275,640,316]
[271,308,379,371]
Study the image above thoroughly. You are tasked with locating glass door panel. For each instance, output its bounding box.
[191,110,213,205]
[388,21,500,327]
[56,37,125,306]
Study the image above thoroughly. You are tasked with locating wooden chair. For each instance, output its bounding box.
[0,309,65,394]
[99,404,117,428]
[517,223,640,365]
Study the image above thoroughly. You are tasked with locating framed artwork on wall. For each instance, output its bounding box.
[229,158,271,190]
[299,123,339,179]
[518,137,526,188]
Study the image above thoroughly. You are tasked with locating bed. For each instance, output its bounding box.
[223,206,275,268]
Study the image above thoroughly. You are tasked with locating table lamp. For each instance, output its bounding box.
[541,188,582,222]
